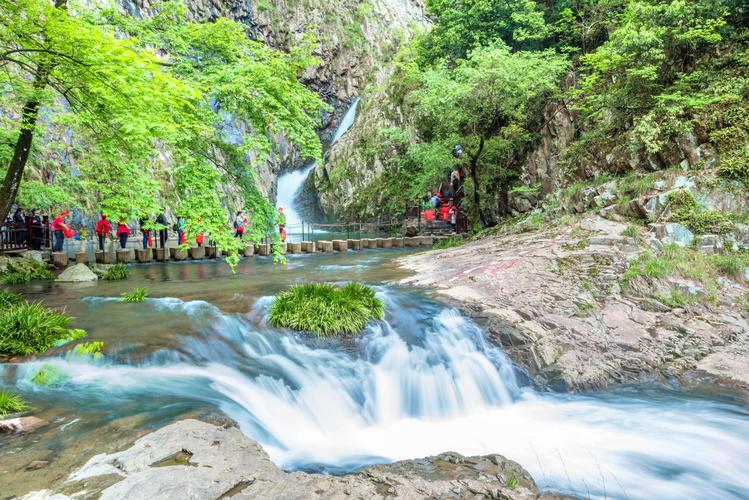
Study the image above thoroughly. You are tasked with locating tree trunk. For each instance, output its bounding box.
[468,136,485,227]
[0,0,66,221]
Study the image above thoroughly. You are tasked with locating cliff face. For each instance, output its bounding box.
[117,0,426,213]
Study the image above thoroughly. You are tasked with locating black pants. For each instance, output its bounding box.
[119,233,128,249]
[159,229,168,248]
[31,228,42,250]
[98,234,106,251]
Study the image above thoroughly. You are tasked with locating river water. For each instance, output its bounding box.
[1,250,748,499]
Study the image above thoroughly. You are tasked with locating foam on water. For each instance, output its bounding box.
[9,292,749,499]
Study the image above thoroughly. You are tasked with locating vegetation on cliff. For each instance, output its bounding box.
[0,390,28,417]
[268,282,384,335]
[322,0,749,226]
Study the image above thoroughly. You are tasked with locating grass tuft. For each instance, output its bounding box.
[72,341,104,358]
[0,290,24,308]
[433,236,462,250]
[30,364,69,386]
[102,263,129,281]
[0,301,86,357]
[268,283,385,336]
[0,390,28,417]
[119,287,148,303]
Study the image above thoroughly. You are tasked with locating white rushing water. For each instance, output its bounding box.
[275,164,316,231]
[274,98,360,234]
[13,291,749,499]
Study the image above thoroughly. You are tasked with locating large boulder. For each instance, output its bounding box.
[33,419,541,500]
[55,263,98,282]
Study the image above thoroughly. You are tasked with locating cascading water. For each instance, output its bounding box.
[5,281,749,500]
[274,98,360,236]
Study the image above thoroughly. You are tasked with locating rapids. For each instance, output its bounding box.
[1,252,748,499]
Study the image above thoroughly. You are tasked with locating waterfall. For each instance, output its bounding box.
[274,98,360,233]
[331,97,360,145]
[11,289,749,499]
[275,164,316,232]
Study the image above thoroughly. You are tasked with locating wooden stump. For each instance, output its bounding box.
[189,247,205,260]
[154,248,167,261]
[116,249,132,263]
[173,248,188,261]
[391,238,404,248]
[287,242,302,254]
[257,244,271,256]
[420,235,434,247]
[205,246,216,258]
[51,252,68,268]
[318,240,333,252]
[381,238,393,249]
[300,241,316,253]
[332,240,348,252]
[347,239,361,251]
[75,252,89,265]
[244,245,255,257]
[135,248,152,263]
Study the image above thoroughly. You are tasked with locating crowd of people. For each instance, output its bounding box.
[421,163,467,232]
[4,205,292,253]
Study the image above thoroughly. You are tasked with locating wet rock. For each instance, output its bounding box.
[34,419,542,500]
[25,460,50,471]
[0,416,45,434]
[55,263,98,282]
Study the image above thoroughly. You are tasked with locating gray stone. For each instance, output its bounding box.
[55,263,98,282]
[663,223,694,246]
[44,419,539,500]
[0,416,45,434]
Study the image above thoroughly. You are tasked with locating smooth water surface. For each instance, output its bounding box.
[1,249,748,499]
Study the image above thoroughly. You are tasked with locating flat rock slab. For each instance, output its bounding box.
[56,263,97,282]
[0,416,45,434]
[32,419,539,500]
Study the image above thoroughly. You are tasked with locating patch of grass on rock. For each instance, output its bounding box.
[30,364,69,386]
[102,263,129,281]
[268,283,384,336]
[119,287,148,303]
[72,341,104,358]
[0,301,86,357]
[0,390,28,417]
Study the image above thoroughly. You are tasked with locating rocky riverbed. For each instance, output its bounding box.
[22,419,547,500]
[398,215,749,393]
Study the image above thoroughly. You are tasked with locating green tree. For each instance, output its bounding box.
[419,0,550,64]
[414,43,568,221]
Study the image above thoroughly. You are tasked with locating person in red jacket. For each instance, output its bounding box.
[51,210,71,252]
[95,214,112,252]
[116,219,130,249]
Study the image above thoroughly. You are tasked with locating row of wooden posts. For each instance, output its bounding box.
[48,235,444,268]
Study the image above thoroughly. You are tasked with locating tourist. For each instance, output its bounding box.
[422,191,432,210]
[276,207,286,235]
[30,209,43,250]
[139,217,150,249]
[431,192,442,209]
[156,210,169,249]
[116,219,131,249]
[233,211,245,238]
[50,210,71,252]
[175,215,186,245]
[12,207,25,246]
[448,201,457,232]
[95,214,112,251]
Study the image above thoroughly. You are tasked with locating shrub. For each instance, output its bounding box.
[0,267,54,285]
[72,341,104,358]
[102,263,129,280]
[0,290,24,308]
[30,364,69,386]
[119,287,148,303]
[0,302,86,356]
[666,189,731,234]
[433,236,462,250]
[268,282,385,336]
[707,253,749,281]
[0,390,28,417]
[716,149,749,184]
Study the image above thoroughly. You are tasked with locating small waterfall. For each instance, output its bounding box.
[275,164,316,231]
[274,98,360,233]
[330,97,360,145]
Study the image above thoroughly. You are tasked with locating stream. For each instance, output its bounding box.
[1,250,749,499]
